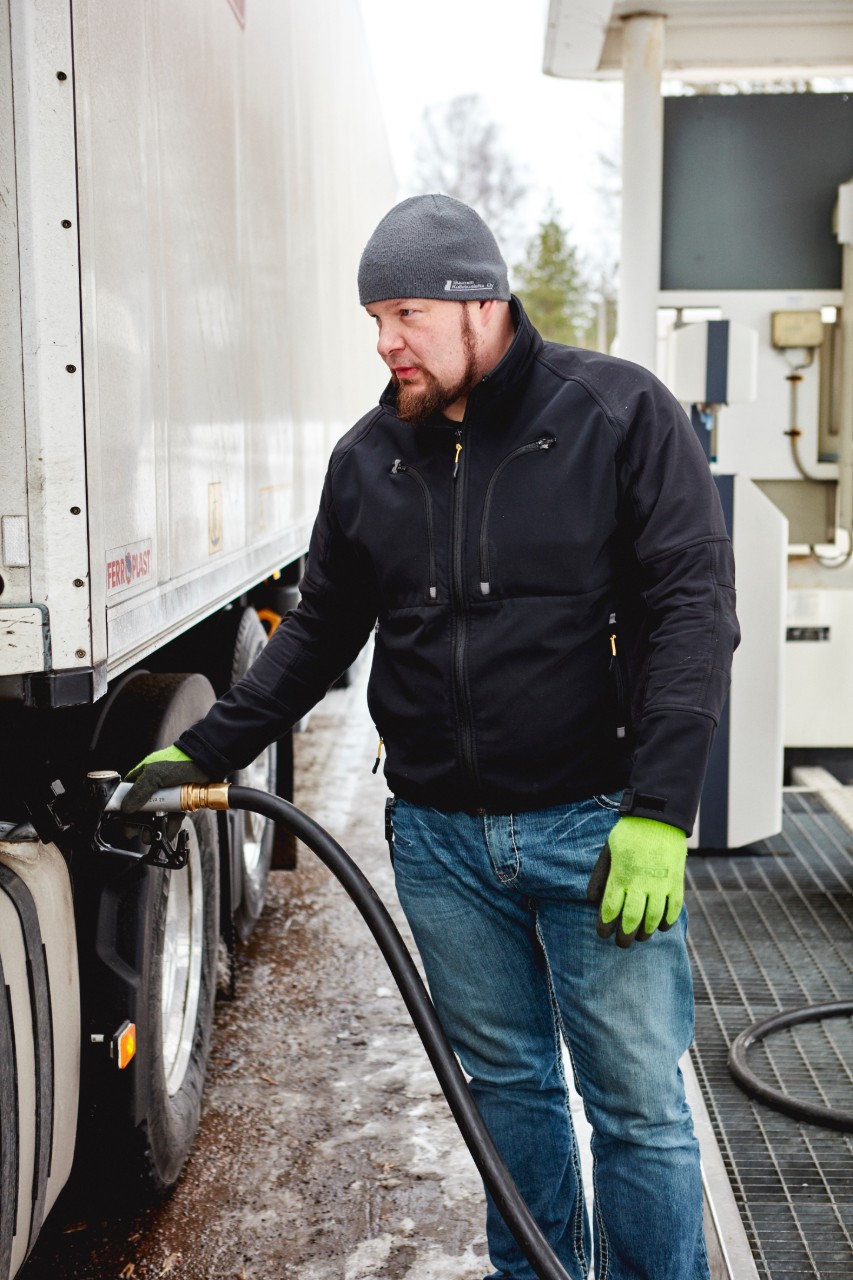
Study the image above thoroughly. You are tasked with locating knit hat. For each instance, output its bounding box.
[358,194,510,305]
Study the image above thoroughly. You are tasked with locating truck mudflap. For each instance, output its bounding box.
[0,839,79,1280]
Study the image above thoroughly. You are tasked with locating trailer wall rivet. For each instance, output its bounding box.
[66,364,76,373]
[70,506,81,514]
[73,578,85,587]
[61,219,72,228]
[75,648,86,658]
[56,71,67,80]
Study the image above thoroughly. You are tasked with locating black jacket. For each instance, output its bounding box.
[178,300,739,834]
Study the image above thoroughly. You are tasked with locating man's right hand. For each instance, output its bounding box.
[121,745,209,812]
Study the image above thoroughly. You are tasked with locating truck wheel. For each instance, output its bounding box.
[143,802,219,1190]
[86,672,220,1193]
[228,608,277,942]
[146,604,281,935]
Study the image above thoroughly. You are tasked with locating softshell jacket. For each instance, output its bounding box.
[179,299,739,835]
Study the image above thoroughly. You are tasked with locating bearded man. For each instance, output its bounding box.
[125,194,739,1280]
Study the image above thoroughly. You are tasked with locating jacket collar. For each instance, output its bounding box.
[378,296,542,428]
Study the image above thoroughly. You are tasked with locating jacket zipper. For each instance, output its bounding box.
[609,612,627,739]
[478,436,556,594]
[390,460,438,600]
[450,425,479,787]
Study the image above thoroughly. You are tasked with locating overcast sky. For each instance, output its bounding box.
[356,0,623,273]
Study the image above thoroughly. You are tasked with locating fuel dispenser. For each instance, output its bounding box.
[667,317,787,849]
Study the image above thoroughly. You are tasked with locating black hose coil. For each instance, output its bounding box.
[728,1001,853,1133]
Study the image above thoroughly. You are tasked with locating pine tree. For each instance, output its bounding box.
[514,213,594,348]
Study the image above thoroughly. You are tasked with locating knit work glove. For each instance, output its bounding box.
[121,745,209,812]
[586,815,687,949]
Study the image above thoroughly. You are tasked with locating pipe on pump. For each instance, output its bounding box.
[105,780,573,1280]
[836,182,853,539]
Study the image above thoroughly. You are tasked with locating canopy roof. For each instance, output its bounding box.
[543,1,853,81]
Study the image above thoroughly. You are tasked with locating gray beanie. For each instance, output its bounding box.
[358,194,510,305]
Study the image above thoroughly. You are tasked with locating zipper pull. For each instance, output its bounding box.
[372,738,384,774]
[610,634,617,657]
[453,430,462,479]
[391,459,405,475]
[539,436,556,450]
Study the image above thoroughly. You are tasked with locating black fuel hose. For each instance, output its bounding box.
[227,786,572,1280]
[728,1001,853,1132]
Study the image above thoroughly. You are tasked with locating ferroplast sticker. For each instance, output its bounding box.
[106,539,153,595]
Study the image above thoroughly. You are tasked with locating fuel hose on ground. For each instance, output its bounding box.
[103,779,573,1280]
[728,1002,853,1132]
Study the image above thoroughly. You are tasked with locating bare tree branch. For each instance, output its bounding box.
[410,94,528,247]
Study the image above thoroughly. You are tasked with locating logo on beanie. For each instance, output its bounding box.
[444,279,495,292]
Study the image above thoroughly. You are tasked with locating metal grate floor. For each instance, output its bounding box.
[686,791,853,1278]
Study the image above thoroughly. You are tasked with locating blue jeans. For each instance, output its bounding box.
[389,795,710,1280]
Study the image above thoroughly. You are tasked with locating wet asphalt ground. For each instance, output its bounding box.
[20,663,491,1280]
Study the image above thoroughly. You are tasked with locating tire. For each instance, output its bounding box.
[85,672,220,1194]
[145,603,289,898]
[227,608,277,942]
[142,801,219,1189]
[1,842,82,1279]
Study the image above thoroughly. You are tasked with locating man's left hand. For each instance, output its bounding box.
[586,815,687,948]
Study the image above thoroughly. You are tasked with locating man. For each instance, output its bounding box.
[125,194,739,1280]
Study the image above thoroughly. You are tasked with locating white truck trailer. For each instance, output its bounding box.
[0,2,394,1274]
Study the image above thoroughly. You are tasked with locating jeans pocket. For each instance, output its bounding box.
[593,791,623,811]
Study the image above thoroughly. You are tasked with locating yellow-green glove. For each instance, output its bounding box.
[586,815,687,949]
[121,745,208,812]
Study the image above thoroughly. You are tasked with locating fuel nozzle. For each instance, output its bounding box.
[102,780,231,815]
[86,771,220,871]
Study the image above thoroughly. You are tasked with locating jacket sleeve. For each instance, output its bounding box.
[615,372,740,835]
[176,464,378,779]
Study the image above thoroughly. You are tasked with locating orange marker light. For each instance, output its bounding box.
[112,1020,137,1070]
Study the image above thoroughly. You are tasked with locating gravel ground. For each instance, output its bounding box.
[20,665,492,1280]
